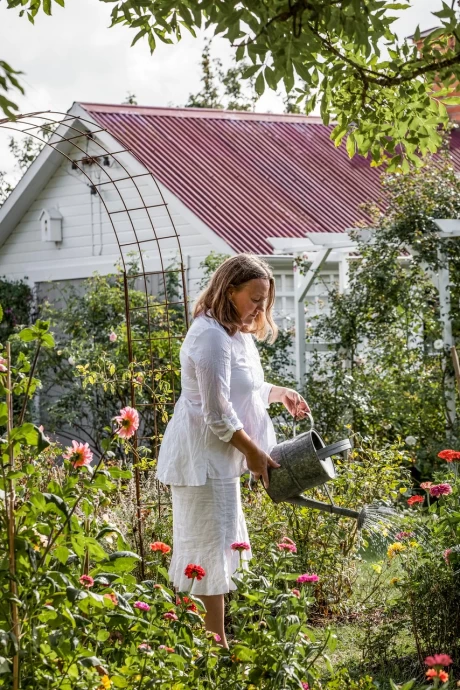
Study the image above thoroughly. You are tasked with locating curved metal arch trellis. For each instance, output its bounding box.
[0,110,190,575]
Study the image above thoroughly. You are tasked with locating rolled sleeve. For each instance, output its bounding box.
[190,327,244,442]
[259,382,273,409]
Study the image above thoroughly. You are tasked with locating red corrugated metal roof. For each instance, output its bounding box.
[79,103,460,255]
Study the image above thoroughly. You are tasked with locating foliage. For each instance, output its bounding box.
[0,277,33,340]
[245,436,411,615]
[187,39,259,111]
[0,171,13,206]
[198,250,230,290]
[36,263,182,456]
[7,0,460,166]
[303,148,460,476]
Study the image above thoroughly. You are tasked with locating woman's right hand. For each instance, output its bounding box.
[245,447,280,489]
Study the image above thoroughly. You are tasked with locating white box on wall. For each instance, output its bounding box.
[39,208,63,243]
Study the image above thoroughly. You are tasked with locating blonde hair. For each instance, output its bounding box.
[193,254,278,343]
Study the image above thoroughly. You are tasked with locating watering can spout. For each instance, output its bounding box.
[286,496,368,530]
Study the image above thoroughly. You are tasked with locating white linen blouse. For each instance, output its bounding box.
[156,314,277,486]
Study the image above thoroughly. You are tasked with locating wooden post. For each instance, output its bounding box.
[6,343,20,689]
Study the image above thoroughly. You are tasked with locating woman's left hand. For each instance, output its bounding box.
[279,387,310,419]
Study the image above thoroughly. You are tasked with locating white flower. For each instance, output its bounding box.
[433,339,444,351]
[68,356,75,367]
[383,423,392,430]
[405,435,417,446]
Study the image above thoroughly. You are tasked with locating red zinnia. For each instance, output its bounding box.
[184,564,206,581]
[438,449,460,462]
[407,495,424,506]
[150,541,171,554]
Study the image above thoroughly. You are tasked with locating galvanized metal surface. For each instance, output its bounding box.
[80,103,384,255]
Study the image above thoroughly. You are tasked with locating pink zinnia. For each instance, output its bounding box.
[277,542,297,553]
[163,611,178,621]
[63,440,93,468]
[301,683,310,689]
[443,548,453,564]
[109,331,117,342]
[430,483,453,497]
[424,654,453,667]
[394,531,413,541]
[420,482,433,490]
[213,634,221,642]
[134,601,150,611]
[138,643,151,652]
[297,573,319,584]
[0,357,7,373]
[230,542,251,552]
[79,575,94,588]
[114,406,139,439]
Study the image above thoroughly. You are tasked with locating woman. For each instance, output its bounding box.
[156,254,309,646]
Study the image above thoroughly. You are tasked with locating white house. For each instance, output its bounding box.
[0,102,387,372]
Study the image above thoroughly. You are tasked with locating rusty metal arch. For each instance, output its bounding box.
[0,110,190,575]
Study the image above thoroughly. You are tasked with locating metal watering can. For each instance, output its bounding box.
[264,414,368,529]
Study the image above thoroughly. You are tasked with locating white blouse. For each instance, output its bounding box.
[156,314,277,486]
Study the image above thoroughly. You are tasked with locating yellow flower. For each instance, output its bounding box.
[389,577,400,586]
[99,677,111,690]
[387,542,406,559]
[409,540,419,548]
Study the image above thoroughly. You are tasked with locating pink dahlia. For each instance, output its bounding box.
[277,542,297,553]
[109,331,117,342]
[424,654,453,667]
[230,542,251,552]
[79,575,94,588]
[63,440,93,468]
[163,611,178,621]
[438,449,460,462]
[134,601,150,611]
[114,406,139,439]
[430,483,453,498]
[297,573,319,584]
[0,357,7,373]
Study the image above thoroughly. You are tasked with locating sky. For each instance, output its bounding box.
[0,0,445,179]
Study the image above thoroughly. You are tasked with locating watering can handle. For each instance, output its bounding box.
[293,411,315,438]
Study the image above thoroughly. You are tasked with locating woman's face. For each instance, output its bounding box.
[228,278,270,327]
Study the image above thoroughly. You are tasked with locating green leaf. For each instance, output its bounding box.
[43,493,71,519]
[254,71,265,96]
[0,657,10,674]
[0,402,7,426]
[78,656,105,668]
[111,677,129,688]
[0,304,3,324]
[232,644,256,662]
[346,133,356,159]
[54,545,70,565]
[43,0,52,15]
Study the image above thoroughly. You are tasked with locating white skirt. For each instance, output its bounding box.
[168,477,252,595]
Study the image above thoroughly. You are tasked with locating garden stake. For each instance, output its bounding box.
[6,343,20,690]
